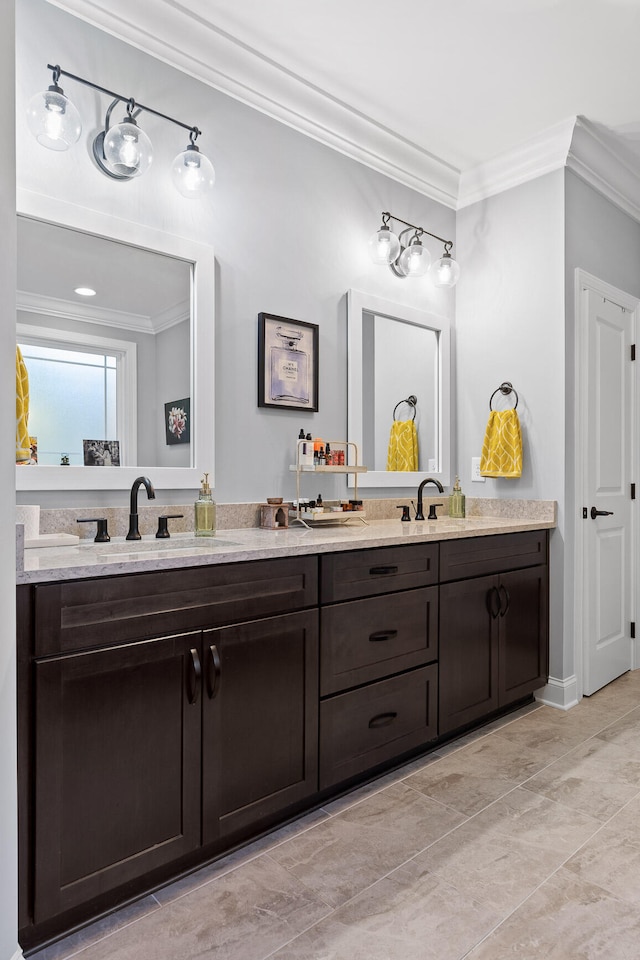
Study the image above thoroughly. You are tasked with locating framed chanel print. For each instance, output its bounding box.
[258,312,319,412]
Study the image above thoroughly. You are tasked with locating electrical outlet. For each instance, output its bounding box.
[471,457,486,482]
[428,459,437,472]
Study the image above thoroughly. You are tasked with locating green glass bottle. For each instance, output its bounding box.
[448,475,466,518]
[195,473,216,536]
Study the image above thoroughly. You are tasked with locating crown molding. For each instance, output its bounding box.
[457,117,577,209]
[47,0,459,207]
[567,116,640,223]
[17,290,188,333]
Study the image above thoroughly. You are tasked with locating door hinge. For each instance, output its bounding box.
[631,622,636,639]
[632,344,636,361]
[632,483,636,500]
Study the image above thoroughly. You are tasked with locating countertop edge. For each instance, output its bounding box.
[17,517,556,585]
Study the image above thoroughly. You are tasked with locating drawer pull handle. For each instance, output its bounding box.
[368,711,398,729]
[188,647,202,705]
[369,565,399,576]
[369,630,398,642]
[207,644,221,699]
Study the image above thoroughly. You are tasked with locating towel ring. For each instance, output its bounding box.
[489,381,518,410]
[393,395,417,421]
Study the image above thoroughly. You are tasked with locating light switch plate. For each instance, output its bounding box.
[471,457,486,482]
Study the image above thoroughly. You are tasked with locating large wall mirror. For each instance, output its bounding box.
[347,289,451,488]
[16,190,214,492]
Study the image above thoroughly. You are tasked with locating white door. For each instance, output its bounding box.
[581,281,636,695]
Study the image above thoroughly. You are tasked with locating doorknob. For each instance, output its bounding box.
[590,507,614,519]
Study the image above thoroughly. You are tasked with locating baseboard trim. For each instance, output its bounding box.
[9,948,24,960]
[535,675,579,711]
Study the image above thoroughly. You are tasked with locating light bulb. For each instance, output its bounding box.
[171,143,215,198]
[397,240,431,277]
[27,83,82,151]
[368,225,400,264]
[103,117,153,178]
[430,252,460,288]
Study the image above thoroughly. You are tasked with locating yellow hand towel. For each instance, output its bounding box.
[480,409,522,478]
[16,345,31,463]
[387,419,418,471]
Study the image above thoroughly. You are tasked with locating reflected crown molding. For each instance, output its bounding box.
[17,290,189,334]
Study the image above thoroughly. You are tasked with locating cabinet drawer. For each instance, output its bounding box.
[320,544,438,603]
[439,531,547,583]
[319,664,438,789]
[320,587,438,695]
[34,556,318,656]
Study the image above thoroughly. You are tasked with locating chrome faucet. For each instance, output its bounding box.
[126,476,156,540]
[415,477,444,521]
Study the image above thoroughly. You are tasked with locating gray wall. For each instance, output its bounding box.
[456,171,567,678]
[16,0,456,507]
[1,0,18,954]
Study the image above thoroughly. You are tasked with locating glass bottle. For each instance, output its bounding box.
[448,475,466,518]
[195,472,216,536]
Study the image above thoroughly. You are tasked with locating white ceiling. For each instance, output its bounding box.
[50,0,640,207]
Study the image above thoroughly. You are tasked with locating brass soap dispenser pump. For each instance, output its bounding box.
[195,473,216,537]
[448,475,466,519]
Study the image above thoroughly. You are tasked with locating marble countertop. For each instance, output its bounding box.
[17,515,556,585]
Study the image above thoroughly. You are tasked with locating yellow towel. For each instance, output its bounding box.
[16,346,31,463]
[387,419,418,471]
[480,409,522,478]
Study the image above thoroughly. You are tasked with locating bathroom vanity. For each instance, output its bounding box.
[16,518,551,950]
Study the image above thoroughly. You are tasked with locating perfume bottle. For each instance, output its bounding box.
[270,326,310,403]
[195,473,216,536]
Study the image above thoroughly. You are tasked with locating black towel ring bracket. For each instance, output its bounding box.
[393,395,417,421]
[489,381,518,411]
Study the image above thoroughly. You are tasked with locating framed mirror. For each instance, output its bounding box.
[347,289,451,488]
[15,189,214,491]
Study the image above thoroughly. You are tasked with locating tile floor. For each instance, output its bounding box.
[31,669,640,960]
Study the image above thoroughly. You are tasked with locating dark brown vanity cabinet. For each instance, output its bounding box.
[438,531,549,735]
[318,544,439,789]
[19,557,318,942]
[32,631,203,923]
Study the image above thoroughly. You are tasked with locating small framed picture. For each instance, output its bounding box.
[83,440,120,466]
[165,398,191,445]
[258,313,319,412]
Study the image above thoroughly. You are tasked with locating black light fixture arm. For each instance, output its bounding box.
[381,211,453,253]
[47,63,202,139]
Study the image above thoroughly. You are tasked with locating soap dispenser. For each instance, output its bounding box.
[448,476,466,518]
[195,473,216,536]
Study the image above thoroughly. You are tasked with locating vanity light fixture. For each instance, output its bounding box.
[27,64,215,199]
[368,212,460,287]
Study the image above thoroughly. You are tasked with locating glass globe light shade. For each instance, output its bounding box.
[26,84,82,151]
[171,144,215,198]
[397,239,431,278]
[429,252,461,288]
[368,225,401,265]
[103,117,153,178]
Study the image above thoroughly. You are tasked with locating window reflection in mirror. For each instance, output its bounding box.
[347,290,451,489]
[16,216,191,469]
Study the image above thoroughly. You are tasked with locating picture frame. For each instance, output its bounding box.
[83,439,120,466]
[164,398,191,445]
[258,313,319,412]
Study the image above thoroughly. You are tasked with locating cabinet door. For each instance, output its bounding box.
[202,610,318,845]
[439,575,499,735]
[498,565,549,704]
[33,632,202,923]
